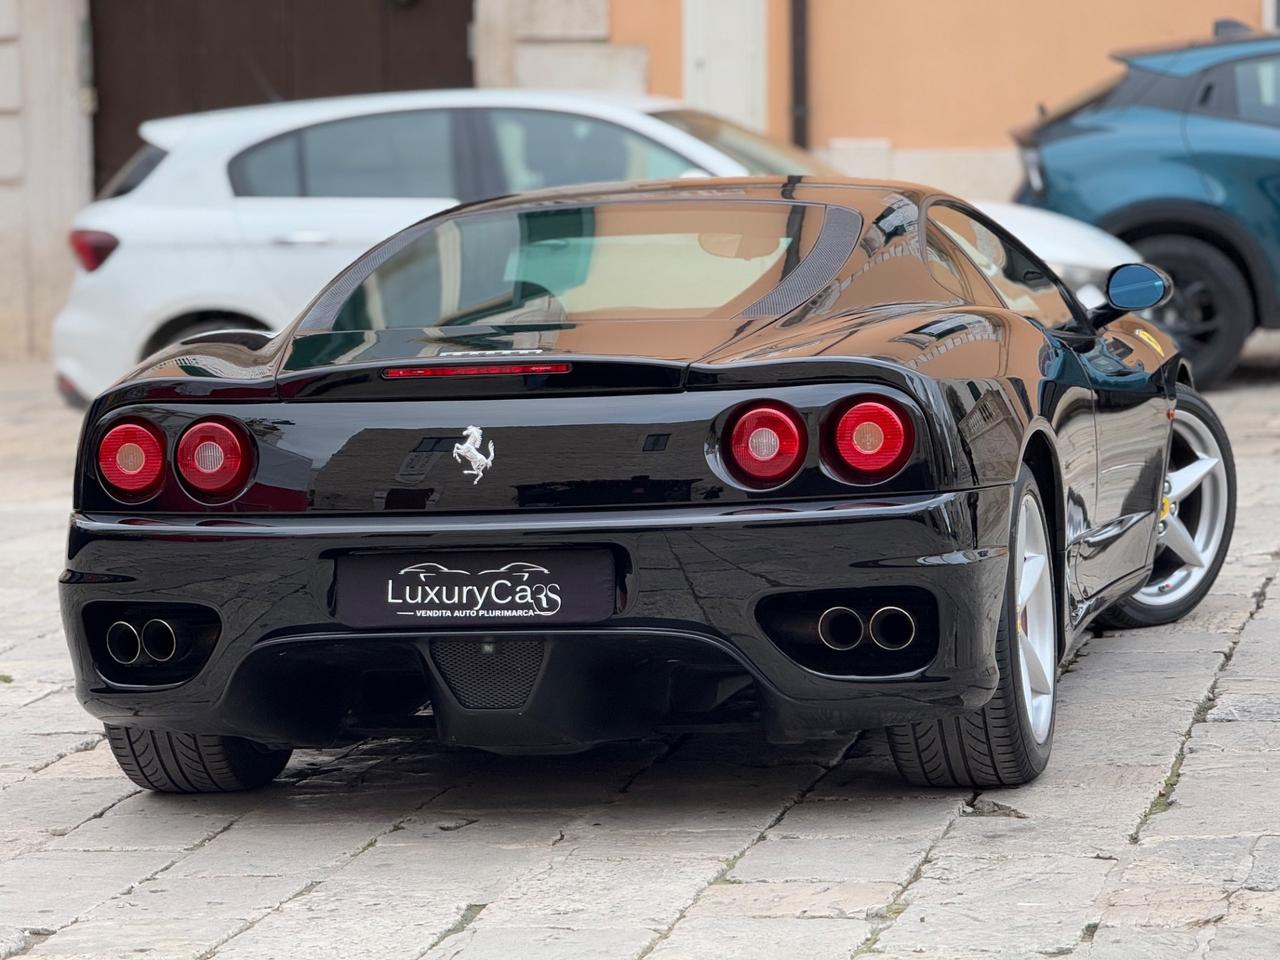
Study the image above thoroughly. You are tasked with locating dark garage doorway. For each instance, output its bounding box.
[88,0,475,190]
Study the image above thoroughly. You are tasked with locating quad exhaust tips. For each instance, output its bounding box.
[817,607,865,651]
[104,619,181,664]
[105,621,141,665]
[817,606,917,652]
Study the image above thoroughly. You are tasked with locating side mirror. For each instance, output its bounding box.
[1087,263,1173,327]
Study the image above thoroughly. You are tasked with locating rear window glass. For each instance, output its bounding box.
[97,144,168,200]
[303,200,829,341]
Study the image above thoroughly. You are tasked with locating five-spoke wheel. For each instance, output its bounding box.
[1100,384,1236,628]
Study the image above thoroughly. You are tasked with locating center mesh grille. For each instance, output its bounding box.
[429,639,546,710]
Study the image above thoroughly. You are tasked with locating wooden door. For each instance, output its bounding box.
[89,0,474,190]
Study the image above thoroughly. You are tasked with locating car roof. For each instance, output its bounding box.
[1114,33,1280,77]
[138,88,686,150]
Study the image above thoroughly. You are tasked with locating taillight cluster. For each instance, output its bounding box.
[720,396,914,489]
[70,229,119,272]
[96,418,254,502]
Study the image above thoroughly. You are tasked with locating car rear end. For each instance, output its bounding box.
[61,187,1012,753]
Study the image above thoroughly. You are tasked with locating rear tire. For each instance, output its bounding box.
[1133,234,1252,388]
[105,724,291,793]
[887,465,1060,787]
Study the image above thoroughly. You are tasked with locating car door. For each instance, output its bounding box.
[230,109,474,323]
[469,107,707,195]
[937,205,1170,605]
[1184,53,1280,294]
[929,203,1165,614]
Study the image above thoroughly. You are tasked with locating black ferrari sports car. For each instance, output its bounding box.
[62,177,1236,792]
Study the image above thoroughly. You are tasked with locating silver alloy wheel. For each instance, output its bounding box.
[1137,407,1230,607]
[1015,492,1056,744]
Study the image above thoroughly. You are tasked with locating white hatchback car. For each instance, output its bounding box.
[53,89,1139,402]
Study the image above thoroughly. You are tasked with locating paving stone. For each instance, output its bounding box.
[23,875,309,959]
[1087,629,1233,654]
[0,849,175,930]
[557,825,757,860]
[478,853,723,929]
[0,775,137,847]
[1245,837,1280,891]
[333,838,556,904]
[1207,923,1280,957]
[1208,692,1280,721]
[1142,753,1280,837]
[729,835,932,884]
[683,880,897,919]
[48,792,240,852]
[0,927,30,958]
[1101,881,1231,927]
[164,817,408,878]
[211,878,470,960]
[767,796,961,839]
[1118,836,1256,887]
[647,916,872,959]
[0,732,104,781]
[875,853,1114,957]
[1187,720,1280,753]
[422,923,655,960]
[1079,924,1210,959]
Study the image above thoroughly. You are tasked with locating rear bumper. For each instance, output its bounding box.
[61,488,1012,747]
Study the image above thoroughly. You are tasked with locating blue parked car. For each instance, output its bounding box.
[1015,20,1280,385]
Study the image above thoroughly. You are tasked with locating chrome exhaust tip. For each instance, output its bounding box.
[817,607,865,651]
[105,621,141,665]
[870,606,916,651]
[140,619,178,663]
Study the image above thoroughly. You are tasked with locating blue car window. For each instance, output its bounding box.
[1234,57,1280,126]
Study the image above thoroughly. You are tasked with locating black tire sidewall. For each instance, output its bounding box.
[1133,234,1252,388]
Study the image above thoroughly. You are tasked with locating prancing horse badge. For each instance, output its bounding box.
[452,426,495,484]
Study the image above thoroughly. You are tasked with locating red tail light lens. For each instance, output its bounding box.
[97,421,166,497]
[176,420,253,498]
[70,230,119,272]
[382,363,572,379]
[724,404,807,487]
[829,399,913,481]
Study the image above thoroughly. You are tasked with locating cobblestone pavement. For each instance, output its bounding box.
[2,336,1279,960]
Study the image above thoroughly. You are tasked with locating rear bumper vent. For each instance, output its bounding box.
[429,638,545,710]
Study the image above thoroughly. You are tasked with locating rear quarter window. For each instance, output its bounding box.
[97,144,168,200]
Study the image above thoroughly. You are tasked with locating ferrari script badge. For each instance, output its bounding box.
[453,425,495,484]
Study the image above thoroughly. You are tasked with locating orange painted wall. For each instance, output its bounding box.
[610,0,684,99]
[807,0,1263,149]
[765,0,792,138]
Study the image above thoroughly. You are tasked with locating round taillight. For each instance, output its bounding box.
[176,420,253,498]
[725,404,808,487]
[97,421,166,497]
[829,399,913,481]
